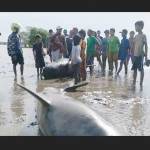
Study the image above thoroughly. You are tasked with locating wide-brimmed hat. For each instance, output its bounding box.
[11,23,20,32]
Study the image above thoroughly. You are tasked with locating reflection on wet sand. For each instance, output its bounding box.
[10,80,25,122]
[130,100,144,135]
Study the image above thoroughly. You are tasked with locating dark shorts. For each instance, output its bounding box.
[131,56,144,71]
[35,56,45,68]
[11,53,24,65]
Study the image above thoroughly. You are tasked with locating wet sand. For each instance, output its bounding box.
[0,45,150,135]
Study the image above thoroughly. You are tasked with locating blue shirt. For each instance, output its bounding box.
[7,32,22,56]
[102,37,109,54]
[118,36,130,60]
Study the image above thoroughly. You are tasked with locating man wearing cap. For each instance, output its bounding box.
[127,31,135,64]
[117,29,130,75]
[7,23,24,80]
[101,30,110,73]
[108,28,120,75]
[54,26,68,58]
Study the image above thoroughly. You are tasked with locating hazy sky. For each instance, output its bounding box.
[0,12,150,45]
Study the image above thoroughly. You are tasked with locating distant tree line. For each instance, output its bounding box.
[20,26,49,48]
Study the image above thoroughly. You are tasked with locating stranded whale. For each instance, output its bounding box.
[17,83,121,136]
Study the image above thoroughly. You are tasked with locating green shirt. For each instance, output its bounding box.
[108,36,120,53]
[87,36,97,56]
[102,37,109,53]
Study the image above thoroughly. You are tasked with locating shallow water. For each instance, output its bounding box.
[0,45,150,136]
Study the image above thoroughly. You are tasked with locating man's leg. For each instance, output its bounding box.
[102,54,106,71]
[11,55,17,79]
[13,64,17,78]
[40,68,43,74]
[77,63,81,83]
[133,69,137,86]
[20,64,24,76]
[117,60,123,75]
[90,56,94,76]
[140,69,144,86]
[114,53,118,73]
[37,68,39,76]
[124,60,128,74]
[73,64,78,84]
[127,55,130,65]
[108,52,113,73]
[96,51,102,70]
[140,57,144,86]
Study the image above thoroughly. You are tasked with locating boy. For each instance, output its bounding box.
[7,23,24,80]
[102,30,110,73]
[79,29,87,81]
[97,30,103,41]
[131,21,148,87]
[33,34,45,78]
[128,31,135,64]
[86,29,101,76]
[70,34,82,84]
[108,28,120,75]
[117,29,130,75]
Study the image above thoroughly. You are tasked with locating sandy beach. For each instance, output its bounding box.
[0,45,150,135]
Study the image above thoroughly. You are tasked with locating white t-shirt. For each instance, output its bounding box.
[71,45,82,64]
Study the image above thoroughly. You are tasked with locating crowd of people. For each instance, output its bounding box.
[7,20,148,87]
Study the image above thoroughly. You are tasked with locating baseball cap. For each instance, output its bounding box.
[120,29,128,34]
[56,26,62,30]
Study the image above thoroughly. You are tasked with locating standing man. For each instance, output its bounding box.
[7,23,24,80]
[79,29,87,81]
[56,26,68,58]
[108,28,120,75]
[47,29,54,62]
[101,30,110,73]
[86,29,101,76]
[117,29,130,75]
[131,21,148,87]
[97,30,103,41]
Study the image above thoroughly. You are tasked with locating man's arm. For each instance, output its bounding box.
[117,37,121,47]
[144,35,148,61]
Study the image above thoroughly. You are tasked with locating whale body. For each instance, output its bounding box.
[17,83,121,136]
